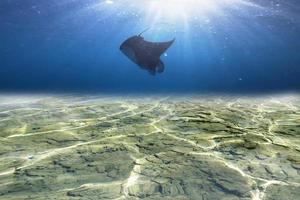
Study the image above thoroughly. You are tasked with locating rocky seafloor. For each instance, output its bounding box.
[0,95,299,200]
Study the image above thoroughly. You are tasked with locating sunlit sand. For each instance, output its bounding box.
[0,94,299,199]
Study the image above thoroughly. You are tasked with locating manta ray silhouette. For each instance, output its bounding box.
[120,29,175,75]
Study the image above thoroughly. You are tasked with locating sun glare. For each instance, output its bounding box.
[100,0,262,23]
[148,0,261,20]
[149,0,219,17]
[89,0,265,35]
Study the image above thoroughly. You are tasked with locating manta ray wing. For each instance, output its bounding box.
[157,60,164,73]
[141,39,175,57]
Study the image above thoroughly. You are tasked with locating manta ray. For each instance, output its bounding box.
[120,29,175,75]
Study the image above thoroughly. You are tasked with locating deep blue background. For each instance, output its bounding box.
[0,0,300,93]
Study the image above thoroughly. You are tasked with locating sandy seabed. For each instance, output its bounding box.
[0,94,299,200]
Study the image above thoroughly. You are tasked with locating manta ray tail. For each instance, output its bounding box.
[138,28,150,36]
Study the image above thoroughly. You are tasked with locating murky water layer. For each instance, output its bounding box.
[0,95,299,200]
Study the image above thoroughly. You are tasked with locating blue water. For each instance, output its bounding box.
[1,0,300,93]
